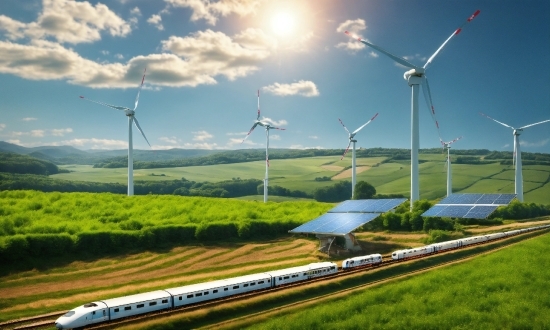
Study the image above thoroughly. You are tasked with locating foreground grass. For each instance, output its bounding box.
[238,232,550,330]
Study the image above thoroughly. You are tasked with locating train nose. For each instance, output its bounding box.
[55,321,65,329]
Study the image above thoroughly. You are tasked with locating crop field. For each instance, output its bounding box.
[51,154,550,203]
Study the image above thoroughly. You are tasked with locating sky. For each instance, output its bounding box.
[0,0,549,154]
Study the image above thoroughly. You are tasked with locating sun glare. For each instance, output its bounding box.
[271,12,295,36]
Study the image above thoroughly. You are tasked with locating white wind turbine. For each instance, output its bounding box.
[80,69,151,196]
[241,90,285,203]
[480,112,550,202]
[441,136,462,197]
[345,10,480,208]
[339,113,378,198]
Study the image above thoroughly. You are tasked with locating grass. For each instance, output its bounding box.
[51,154,550,204]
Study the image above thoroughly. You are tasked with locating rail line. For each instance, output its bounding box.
[3,227,549,330]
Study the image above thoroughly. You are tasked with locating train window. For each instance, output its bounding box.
[137,304,144,308]
[283,276,289,280]
[187,294,194,298]
[124,306,131,311]
[178,297,182,301]
[279,277,282,280]
[204,291,209,295]
[196,293,202,297]
[114,308,119,313]
[244,284,249,287]
[93,311,96,315]
[63,311,75,317]
[259,281,265,284]
[84,303,98,308]
[224,288,228,291]
[303,273,307,276]
[162,300,168,304]
[233,285,239,289]
[250,282,256,286]
[150,301,158,305]
[213,290,218,293]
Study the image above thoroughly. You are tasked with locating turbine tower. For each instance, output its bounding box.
[242,90,285,203]
[80,69,151,196]
[345,10,480,209]
[441,136,462,197]
[480,113,550,202]
[339,113,378,198]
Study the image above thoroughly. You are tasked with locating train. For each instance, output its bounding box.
[55,223,550,329]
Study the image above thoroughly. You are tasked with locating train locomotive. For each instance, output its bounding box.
[56,224,550,329]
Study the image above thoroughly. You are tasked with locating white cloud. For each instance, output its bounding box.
[57,138,127,149]
[369,51,378,58]
[336,18,366,53]
[115,53,124,59]
[130,7,142,16]
[263,80,319,97]
[0,123,6,131]
[309,135,318,139]
[260,117,287,127]
[192,130,213,141]
[51,128,73,136]
[165,0,264,25]
[226,132,248,136]
[31,130,45,137]
[270,134,281,141]
[520,138,550,148]
[147,14,164,30]
[0,0,132,44]
[159,136,179,144]
[22,117,38,121]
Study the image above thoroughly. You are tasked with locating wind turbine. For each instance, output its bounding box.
[79,69,151,196]
[480,112,550,202]
[345,10,480,208]
[441,136,462,197]
[241,90,285,203]
[339,113,378,198]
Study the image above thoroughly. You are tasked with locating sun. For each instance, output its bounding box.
[271,12,295,36]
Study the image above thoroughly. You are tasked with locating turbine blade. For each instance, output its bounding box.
[344,31,418,69]
[421,76,442,140]
[423,10,481,70]
[338,118,351,134]
[79,96,128,111]
[257,89,261,120]
[134,68,147,110]
[448,136,463,145]
[241,123,258,143]
[518,119,550,130]
[340,141,352,160]
[479,112,514,129]
[132,116,151,147]
[269,126,286,131]
[352,113,379,135]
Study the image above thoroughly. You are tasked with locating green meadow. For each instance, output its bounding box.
[52,154,550,203]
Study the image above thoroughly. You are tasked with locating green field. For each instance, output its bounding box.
[51,155,550,203]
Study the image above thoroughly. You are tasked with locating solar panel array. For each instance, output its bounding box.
[290,198,407,235]
[328,198,408,213]
[289,212,381,235]
[422,193,516,219]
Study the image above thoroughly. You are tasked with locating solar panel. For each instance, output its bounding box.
[289,213,380,235]
[328,198,407,213]
[439,194,516,205]
[421,205,447,217]
[464,205,499,219]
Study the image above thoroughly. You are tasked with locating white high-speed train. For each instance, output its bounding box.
[55,262,338,329]
[55,223,550,329]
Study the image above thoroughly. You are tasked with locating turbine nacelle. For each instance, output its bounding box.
[125,109,135,117]
[404,67,425,80]
[513,129,523,136]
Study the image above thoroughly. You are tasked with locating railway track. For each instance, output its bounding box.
[3,227,549,330]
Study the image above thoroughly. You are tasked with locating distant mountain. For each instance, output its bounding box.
[0,141,222,165]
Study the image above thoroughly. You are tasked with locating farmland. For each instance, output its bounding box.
[50,153,550,204]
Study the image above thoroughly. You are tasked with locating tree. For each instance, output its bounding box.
[353,181,376,199]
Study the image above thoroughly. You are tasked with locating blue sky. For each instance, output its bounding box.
[0,0,549,154]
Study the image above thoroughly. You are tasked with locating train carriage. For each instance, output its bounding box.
[342,253,382,269]
[266,262,337,286]
[165,273,272,308]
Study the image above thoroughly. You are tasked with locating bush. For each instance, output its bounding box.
[195,222,238,241]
